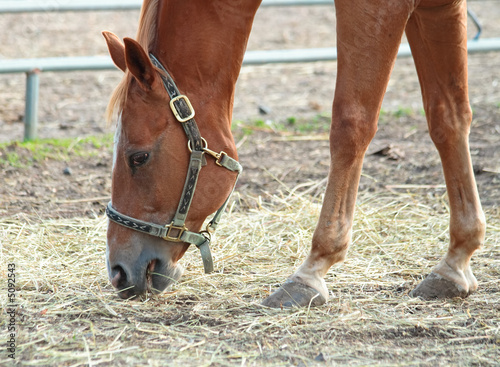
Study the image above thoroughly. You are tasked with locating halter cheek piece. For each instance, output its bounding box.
[106,53,242,274]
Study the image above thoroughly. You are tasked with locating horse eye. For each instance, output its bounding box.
[129,152,150,167]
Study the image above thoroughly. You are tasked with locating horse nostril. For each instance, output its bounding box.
[111,265,127,289]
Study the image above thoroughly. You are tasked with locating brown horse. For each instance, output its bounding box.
[103,0,485,306]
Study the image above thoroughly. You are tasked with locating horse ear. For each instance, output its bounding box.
[102,31,127,72]
[123,37,157,90]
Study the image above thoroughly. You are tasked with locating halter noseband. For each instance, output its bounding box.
[106,53,242,274]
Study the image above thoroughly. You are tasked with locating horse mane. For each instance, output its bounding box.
[105,0,160,122]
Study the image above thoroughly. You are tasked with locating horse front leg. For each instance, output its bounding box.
[262,117,375,307]
[264,123,375,307]
[262,0,414,308]
[406,1,486,299]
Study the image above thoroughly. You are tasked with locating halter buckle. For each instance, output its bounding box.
[169,95,195,123]
[163,222,188,242]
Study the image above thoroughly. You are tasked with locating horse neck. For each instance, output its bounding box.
[152,0,262,131]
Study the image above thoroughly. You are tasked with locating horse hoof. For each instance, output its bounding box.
[410,272,470,300]
[261,280,326,308]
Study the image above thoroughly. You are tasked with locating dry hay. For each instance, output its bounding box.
[1,188,499,366]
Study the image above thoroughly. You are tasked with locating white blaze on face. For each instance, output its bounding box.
[112,116,122,173]
[111,116,122,206]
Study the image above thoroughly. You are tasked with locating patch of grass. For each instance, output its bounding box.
[232,118,287,136]
[379,107,423,125]
[231,120,254,136]
[0,134,113,168]
[232,113,332,137]
[284,113,331,133]
[286,116,297,125]
[1,150,22,167]
[393,106,414,118]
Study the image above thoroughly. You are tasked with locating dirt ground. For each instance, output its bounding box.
[1,2,499,366]
[0,1,499,218]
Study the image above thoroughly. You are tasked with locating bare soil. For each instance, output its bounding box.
[1,2,499,218]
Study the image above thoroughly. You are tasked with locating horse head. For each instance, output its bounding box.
[102,31,241,299]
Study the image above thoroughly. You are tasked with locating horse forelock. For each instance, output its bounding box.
[105,0,160,124]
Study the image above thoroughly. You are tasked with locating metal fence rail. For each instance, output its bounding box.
[0,0,333,13]
[3,38,500,75]
[0,0,498,140]
[0,0,144,13]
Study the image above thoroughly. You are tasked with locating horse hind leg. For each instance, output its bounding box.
[405,1,486,299]
[262,0,414,308]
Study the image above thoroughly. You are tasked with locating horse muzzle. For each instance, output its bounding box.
[107,243,183,299]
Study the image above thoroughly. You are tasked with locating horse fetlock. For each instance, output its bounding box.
[434,258,476,292]
[312,229,351,265]
[291,263,330,301]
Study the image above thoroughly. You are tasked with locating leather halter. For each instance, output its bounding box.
[106,53,242,274]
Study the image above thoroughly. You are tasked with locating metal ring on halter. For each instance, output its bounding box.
[187,137,208,152]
